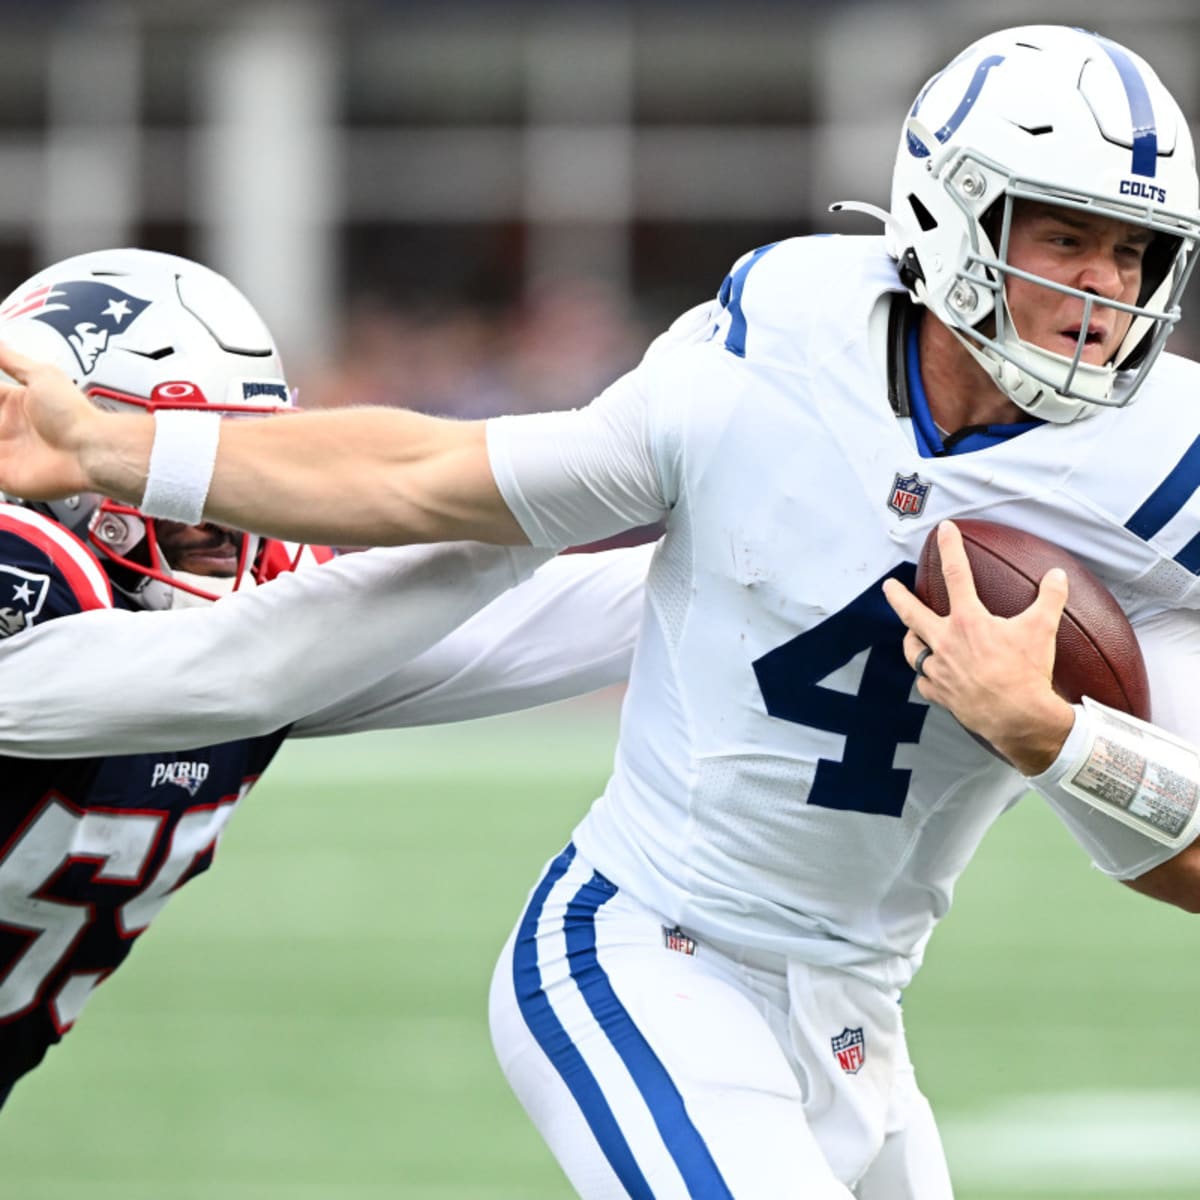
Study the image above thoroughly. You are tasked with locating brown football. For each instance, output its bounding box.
[915,519,1151,720]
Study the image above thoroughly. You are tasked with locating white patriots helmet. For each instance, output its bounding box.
[881,25,1200,422]
[0,247,296,609]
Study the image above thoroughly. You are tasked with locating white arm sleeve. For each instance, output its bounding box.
[292,541,652,736]
[0,541,551,756]
[1027,607,1200,878]
[486,365,675,549]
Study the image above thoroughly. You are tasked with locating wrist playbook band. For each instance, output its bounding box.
[140,410,222,524]
[1058,697,1200,850]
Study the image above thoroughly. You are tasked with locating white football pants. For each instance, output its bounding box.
[489,844,953,1199]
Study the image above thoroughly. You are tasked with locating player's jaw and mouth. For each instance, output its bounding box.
[1054,307,1125,364]
[1010,290,1132,366]
[156,521,240,577]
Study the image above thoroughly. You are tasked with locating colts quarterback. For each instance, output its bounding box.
[1,25,1200,1198]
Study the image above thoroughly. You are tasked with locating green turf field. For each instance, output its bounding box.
[2,697,1197,1199]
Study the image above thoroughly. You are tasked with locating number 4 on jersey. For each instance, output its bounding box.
[753,565,928,818]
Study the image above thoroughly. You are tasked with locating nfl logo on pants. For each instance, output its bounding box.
[831,1026,866,1075]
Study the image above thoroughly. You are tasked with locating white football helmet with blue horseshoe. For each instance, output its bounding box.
[851,25,1200,422]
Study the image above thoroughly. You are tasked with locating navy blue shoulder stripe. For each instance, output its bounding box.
[1125,432,1200,573]
[718,243,778,358]
[1172,530,1200,574]
[1125,433,1200,540]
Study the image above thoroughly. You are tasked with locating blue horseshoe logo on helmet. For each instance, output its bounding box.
[906,54,1006,158]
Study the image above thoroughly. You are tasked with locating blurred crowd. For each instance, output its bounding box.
[299,275,663,549]
[301,276,652,420]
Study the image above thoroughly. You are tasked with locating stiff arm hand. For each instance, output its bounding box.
[882,520,1076,774]
[0,342,113,501]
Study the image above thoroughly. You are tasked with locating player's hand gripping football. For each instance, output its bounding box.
[0,340,104,500]
[882,520,1076,775]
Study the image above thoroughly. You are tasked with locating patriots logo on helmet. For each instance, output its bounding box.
[0,565,50,638]
[0,280,151,376]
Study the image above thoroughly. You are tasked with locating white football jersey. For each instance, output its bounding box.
[487,234,1200,990]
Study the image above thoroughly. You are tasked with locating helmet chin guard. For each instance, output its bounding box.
[0,247,299,608]
[858,25,1200,423]
[88,498,262,610]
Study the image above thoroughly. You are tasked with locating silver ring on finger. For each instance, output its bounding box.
[913,646,934,679]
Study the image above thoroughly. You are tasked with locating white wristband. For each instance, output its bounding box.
[141,410,222,524]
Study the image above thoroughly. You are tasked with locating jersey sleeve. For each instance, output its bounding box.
[0,540,551,756]
[485,252,791,552]
[290,541,651,736]
[485,359,685,550]
[0,504,112,638]
[1028,606,1200,878]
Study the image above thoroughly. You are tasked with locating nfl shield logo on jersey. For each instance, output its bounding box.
[662,925,697,956]
[0,565,50,637]
[887,472,932,519]
[831,1026,866,1074]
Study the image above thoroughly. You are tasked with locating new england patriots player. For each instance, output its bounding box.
[3,25,1200,1198]
[0,249,650,1112]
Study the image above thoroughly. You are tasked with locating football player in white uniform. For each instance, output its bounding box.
[0,248,650,1111]
[1,24,1199,1198]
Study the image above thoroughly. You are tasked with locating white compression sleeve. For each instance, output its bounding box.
[0,542,551,755]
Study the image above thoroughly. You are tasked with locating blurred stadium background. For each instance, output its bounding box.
[1,1,1199,1197]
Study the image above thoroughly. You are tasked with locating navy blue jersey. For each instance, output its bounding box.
[0,507,290,1099]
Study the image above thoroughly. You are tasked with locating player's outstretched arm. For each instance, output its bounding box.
[293,541,652,736]
[882,520,1075,774]
[0,540,552,756]
[0,342,527,548]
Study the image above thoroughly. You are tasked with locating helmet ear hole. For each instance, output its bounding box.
[908,195,938,232]
[1121,232,1186,370]
[978,199,1006,250]
[1137,233,1181,306]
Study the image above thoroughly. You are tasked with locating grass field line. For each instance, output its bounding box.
[275,708,622,780]
[10,1184,565,1200]
[941,1089,1200,1191]
[16,1089,1198,1199]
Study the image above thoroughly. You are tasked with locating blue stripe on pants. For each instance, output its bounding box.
[513,844,734,1198]
[513,845,655,1197]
